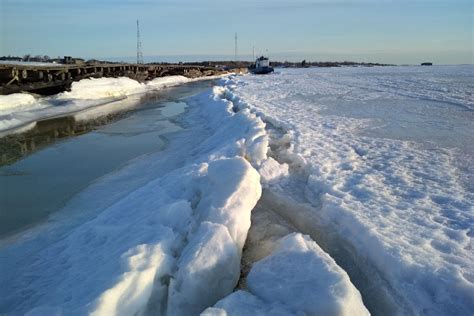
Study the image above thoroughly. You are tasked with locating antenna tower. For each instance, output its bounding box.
[137,19,144,64]
[234,33,238,62]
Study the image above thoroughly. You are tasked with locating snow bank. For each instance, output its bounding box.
[58,77,145,100]
[0,93,39,112]
[0,79,264,315]
[0,75,219,135]
[204,233,369,316]
[167,221,240,315]
[89,157,260,316]
[147,75,192,89]
[58,75,195,100]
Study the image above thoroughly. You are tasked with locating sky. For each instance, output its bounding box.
[0,0,472,64]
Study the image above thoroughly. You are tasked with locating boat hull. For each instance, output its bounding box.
[249,66,274,75]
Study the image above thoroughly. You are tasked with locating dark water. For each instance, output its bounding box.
[0,80,214,238]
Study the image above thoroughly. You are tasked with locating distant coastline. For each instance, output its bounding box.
[1,55,394,69]
[10,54,471,68]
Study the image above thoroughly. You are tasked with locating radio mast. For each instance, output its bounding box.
[137,20,144,64]
[234,33,238,62]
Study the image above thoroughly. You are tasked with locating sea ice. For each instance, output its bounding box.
[227,66,474,315]
[2,66,472,315]
[204,233,369,316]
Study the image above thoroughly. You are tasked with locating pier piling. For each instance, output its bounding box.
[0,62,226,95]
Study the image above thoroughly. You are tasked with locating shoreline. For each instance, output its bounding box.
[0,75,229,165]
[0,80,214,238]
[0,61,241,95]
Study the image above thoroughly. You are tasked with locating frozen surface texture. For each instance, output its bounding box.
[226,66,474,315]
[247,233,369,316]
[0,81,262,315]
[204,233,369,316]
[202,290,297,316]
[2,66,473,315]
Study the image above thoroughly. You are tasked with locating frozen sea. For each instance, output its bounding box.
[0,66,473,316]
[228,65,473,315]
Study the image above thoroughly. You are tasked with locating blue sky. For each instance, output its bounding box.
[0,0,472,64]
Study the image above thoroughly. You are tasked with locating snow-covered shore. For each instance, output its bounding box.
[0,75,222,136]
[0,81,264,315]
[1,75,368,315]
[1,66,472,315]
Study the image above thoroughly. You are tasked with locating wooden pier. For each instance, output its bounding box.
[0,62,224,95]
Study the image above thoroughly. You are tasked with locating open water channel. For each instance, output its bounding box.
[0,80,216,238]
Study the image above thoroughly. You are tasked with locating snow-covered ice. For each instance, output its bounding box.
[1,66,472,315]
[0,93,38,111]
[204,233,369,316]
[0,81,263,315]
[226,66,474,315]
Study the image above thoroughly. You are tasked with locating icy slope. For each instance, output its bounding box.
[227,67,474,315]
[1,84,264,315]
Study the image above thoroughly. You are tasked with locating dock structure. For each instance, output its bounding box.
[0,63,224,95]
